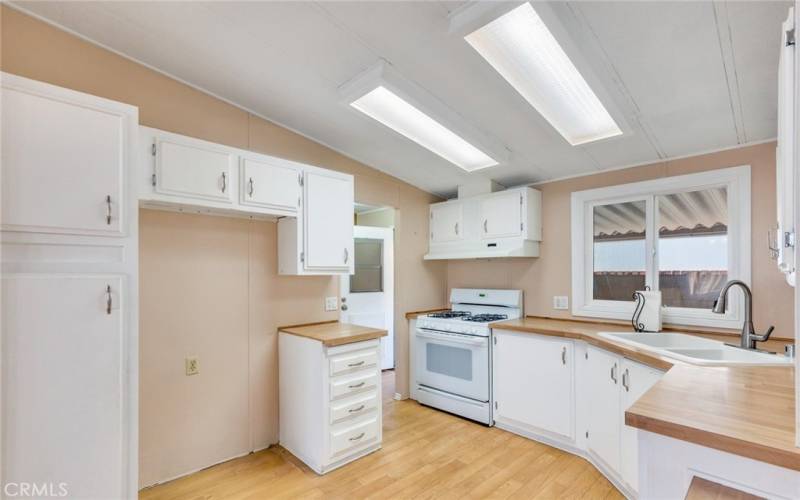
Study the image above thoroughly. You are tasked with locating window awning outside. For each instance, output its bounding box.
[593,187,727,241]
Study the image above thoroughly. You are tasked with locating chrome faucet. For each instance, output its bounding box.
[712,280,774,349]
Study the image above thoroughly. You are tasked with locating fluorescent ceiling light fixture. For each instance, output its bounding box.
[465,3,622,146]
[350,86,498,171]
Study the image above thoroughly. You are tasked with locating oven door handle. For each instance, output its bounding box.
[415,329,487,346]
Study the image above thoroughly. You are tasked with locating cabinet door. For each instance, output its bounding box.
[155,137,235,204]
[493,331,574,439]
[480,191,522,239]
[240,157,300,213]
[430,202,463,243]
[2,82,127,236]
[304,170,353,271]
[586,346,621,472]
[620,360,663,492]
[2,275,126,498]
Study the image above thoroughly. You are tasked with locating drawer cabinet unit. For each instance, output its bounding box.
[492,330,575,441]
[279,332,383,474]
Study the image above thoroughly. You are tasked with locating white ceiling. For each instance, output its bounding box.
[12,1,792,198]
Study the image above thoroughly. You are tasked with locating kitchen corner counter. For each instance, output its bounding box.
[625,363,798,471]
[490,316,798,472]
[279,321,387,347]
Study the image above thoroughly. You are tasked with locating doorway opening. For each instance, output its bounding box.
[341,203,396,401]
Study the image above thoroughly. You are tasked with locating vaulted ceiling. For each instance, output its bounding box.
[11,1,792,198]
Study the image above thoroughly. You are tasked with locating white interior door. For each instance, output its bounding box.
[340,226,394,369]
[2,274,126,498]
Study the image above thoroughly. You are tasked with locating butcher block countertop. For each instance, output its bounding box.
[486,316,797,472]
[279,321,387,347]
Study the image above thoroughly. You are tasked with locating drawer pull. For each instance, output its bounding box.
[348,382,366,389]
[347,361,365,367]
[348,404,366,413]
[349,432,365,442]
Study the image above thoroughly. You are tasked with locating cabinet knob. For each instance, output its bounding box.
[610,363,618,384]
[106,285,112,315]
[344,248,349,264]
[483,219,488,233]
[221,172,227,193]
[622,368,630,392]
[561,346,567,365]
[105,195,112,225]
[248,177,254,197]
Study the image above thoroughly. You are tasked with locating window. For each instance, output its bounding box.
[350,238,383,293]
[571,166,750,328]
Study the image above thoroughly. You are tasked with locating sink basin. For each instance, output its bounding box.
[598,332,791,366]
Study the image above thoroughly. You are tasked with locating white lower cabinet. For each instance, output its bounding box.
[586,346,622,473]
[279,333,382,474]
[620,359,663,492]
[493,330,574,440]
[492,331,664,499]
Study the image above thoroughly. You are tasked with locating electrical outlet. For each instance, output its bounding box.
[185,356,199,376]
[553,296,569,310]
[325,296,338,311]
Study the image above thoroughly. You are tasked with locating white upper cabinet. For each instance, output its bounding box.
[303,169,354,272]
[493,330,574,440]
[239,155,300,214]
[425,187,541,260]
[153,132,236,205]
[1,74,135,236]
[586,346,621,473]
[430,202,463,243]
[480,191,522,239]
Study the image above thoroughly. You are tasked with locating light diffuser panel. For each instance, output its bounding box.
[466,3,622,146]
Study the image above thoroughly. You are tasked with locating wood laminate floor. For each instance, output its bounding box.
[140,371,622,499]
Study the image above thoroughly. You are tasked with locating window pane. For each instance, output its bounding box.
[350,238,383,293]
[657,187,728,308]
[593,200,646,301]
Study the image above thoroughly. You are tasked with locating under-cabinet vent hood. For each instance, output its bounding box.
[424,186,542,260]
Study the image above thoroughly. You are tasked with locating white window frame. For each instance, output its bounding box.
[570,165,751,329]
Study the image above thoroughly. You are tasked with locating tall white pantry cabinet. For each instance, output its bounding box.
[1,72,140,498]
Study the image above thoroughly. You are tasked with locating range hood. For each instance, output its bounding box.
[424,186,542,260]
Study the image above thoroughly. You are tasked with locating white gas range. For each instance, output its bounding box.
[413,288,522,425]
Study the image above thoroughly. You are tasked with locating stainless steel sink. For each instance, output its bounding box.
[598,332,791,366]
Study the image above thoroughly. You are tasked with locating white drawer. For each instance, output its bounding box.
[330,392,378,424]
[330,415,379,457]
[329,349,378,377]
[330,371,378,400]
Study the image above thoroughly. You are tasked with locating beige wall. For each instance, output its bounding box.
[0,5,447,487]
[356,207,396,227]
[448,142,794,339]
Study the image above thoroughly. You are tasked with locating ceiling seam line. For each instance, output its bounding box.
[723,5,748,143]
[712,1,745,144]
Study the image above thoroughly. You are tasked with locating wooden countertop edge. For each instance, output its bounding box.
[278,321,387,347]
[277,319,339,331]
[405,308,450,319]
[317,330,387,347]
[489,320,676,371]
[624,411,800,471]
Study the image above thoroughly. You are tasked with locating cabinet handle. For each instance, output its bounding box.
[610,363,618,384]
[106,285,112,315]
[248,177,254,197]
[349,432,365,442]
[344,248,349,264]
[348,404,366,413]
[483,219,488,233]
[105,195,112,225]
[454,222,459,235]
[561,347,567,365]
[622,368,630,392]
[347,360,365,367]
[348,381,365,389]
[221,172,227,193]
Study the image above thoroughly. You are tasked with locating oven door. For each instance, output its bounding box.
[415,328,489,402]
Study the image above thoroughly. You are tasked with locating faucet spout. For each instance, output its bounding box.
[711,280,773,349]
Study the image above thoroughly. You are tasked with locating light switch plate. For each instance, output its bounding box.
[325,296,338,311]
[553,296,569,310]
